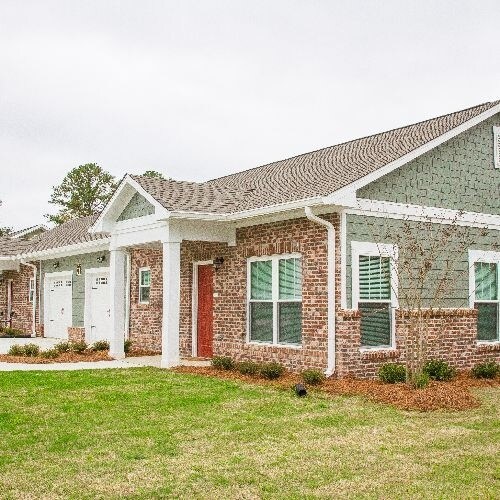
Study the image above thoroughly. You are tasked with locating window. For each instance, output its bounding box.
[248,255,302,346]
[352,242,398,349]
[471,251,500,342]
[28,278,35,303]
[139,268,151,304]
[494,126,500,169]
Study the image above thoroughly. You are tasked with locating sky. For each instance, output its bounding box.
[1,0,499,229]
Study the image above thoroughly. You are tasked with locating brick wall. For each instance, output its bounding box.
[128,247,163,352]
[336,308,500,378]
[179,215,340,372]
[0,263,40,334]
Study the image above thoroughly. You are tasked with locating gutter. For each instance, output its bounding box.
[304,207,336,377]
[20,261,37,337]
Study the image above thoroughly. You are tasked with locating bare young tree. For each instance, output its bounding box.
[365,210,499,385]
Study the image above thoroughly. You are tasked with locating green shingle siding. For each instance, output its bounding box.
[358,114,500,215]
[117,193,155,221]
[42,252,110,327]
[345,214,499,309]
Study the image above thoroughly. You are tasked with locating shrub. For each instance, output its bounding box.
[211,356,234,370]
[91,340,108,352]
[236,360,260,376]
[260,362,285,380]
[91,340,110,352]
[301,369,325,385]
[71,341,88,354]
[411,372,430,389]
[423,359,456,381]
[472,361,499,379]
[21,343,40,357]
[378,363,406,384]
[40,349,59,359]
[0,327,28,338]
[7,344,25,356]
[124,339,133,354]
[54,341,72,353]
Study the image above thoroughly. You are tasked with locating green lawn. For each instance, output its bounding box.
[0,369,498,499]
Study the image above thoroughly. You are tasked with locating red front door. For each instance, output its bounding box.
[197,264,214,358]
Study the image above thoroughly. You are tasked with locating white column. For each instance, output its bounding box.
[109,249,126,359]
[161,240,181,368]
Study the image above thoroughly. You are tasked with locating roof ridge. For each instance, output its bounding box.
[206,100,499,185]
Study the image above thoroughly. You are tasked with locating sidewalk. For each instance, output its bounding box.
[0,355,162,371]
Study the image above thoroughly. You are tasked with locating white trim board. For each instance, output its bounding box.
[346,199,500,230]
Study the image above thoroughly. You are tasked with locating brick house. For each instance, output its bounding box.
[1,101,499,377]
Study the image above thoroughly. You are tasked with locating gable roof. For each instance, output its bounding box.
[132,100,500,214]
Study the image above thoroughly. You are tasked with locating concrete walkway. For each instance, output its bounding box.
[0,355,162,371]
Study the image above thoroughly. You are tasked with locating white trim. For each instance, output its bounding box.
[28,277,35,303]
[191,260,214,357]
[494,126,500,169]
[16,239,110,261]
[246,253,303,348]
[346,199,500,230]
[138,267,151,304]
[351,241,398,349]
[83,267,110,343]
[325,103,500,204]
[340,210,347,310]
[468,249,500,342]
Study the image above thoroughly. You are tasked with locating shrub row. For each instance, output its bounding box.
[6,340,119,358]
[378,360,499,385]
[211,356,325,384]
[0,326,30,338]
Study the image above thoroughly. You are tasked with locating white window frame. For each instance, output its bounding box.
[138,267,151,304]
[352,241,399,350]
[494,126,500,169]
[28,277,35,303]
[246,253,302,348]
[468,249,500,343]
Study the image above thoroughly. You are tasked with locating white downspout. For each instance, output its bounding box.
[304,207,336,376]
[20,261,37,338]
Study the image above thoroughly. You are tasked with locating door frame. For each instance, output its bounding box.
[191,260,213,357]
[84,267,111,343]
[43,270,73,339]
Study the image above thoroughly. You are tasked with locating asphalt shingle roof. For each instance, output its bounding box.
[133,101,499,214]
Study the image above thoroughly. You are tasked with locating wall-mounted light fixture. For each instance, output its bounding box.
[76,264,82,276]
[97,255,106,263]
[213,257,224,271]
[52,262,60,269]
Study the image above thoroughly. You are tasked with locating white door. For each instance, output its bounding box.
[46,276,72,339]
[86,270,111,343]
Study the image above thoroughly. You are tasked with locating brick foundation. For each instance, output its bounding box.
[68,327,85,343]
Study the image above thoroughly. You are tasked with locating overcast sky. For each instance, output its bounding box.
[1,0,499,229]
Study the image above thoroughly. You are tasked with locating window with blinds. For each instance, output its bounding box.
[358,255,392,347]
[249,256,302,345]
[474,261,499,341]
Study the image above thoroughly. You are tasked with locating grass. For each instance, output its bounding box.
[0,368,498,499]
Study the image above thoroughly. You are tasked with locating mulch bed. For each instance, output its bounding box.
[126,349,160,357]
[172,366,499,412]
[0,351,112,364]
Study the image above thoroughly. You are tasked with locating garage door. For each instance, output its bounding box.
[45,275,73,339]
[86,269,111,343]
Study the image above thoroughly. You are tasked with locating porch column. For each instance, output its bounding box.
[109,248,126,359]
[161,240,181,368]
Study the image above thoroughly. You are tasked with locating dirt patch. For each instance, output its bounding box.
[172,366,499,412]
[0,351,112,364]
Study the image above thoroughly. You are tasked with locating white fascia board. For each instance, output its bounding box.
[90,175,170,233]
[16,239,110,261]
[347,198,500,230]
[324,103,500,203]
